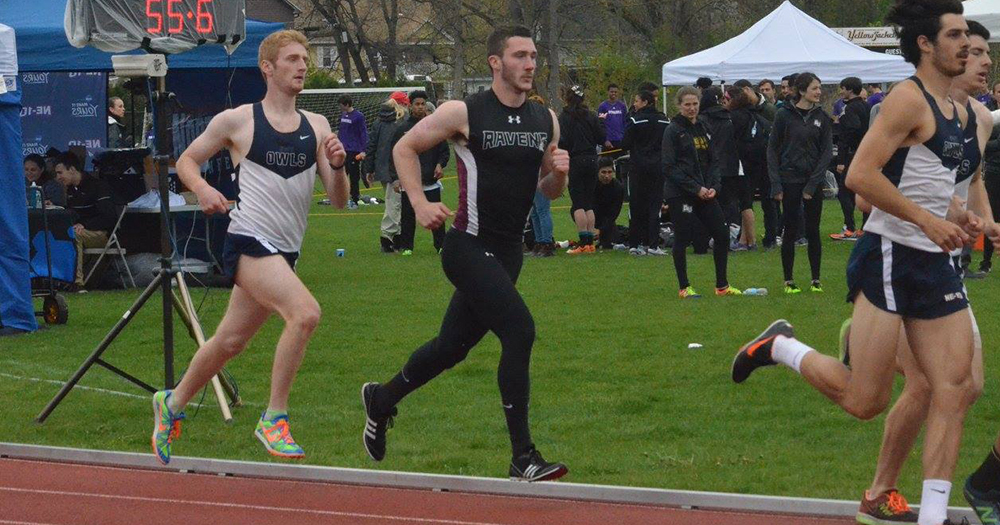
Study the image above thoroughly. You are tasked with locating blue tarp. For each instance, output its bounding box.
[0,0,284,72]
[0,77,39,332]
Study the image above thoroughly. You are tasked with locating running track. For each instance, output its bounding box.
[0,457,855,525]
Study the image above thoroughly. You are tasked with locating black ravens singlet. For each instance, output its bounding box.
[453,89,554,243]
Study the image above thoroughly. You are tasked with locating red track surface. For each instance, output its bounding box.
[0,458,854,524]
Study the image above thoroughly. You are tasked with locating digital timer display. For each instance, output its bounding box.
[66,0,246,54]
[145,0,216,35]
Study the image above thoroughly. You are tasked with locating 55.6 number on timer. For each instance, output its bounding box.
[146,0,214,35]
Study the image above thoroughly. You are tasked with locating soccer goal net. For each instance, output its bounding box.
[297,87,413,136]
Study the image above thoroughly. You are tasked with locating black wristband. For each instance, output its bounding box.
[331,162,345,170]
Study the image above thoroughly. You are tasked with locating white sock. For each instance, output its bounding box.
[770,335,814,374]
[917,479,951,525]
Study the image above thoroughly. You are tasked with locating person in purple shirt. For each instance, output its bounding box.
[338,95,369,208]
[865,83,886,107]
[597,83,628,152]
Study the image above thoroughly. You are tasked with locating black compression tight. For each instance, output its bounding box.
[780,182,823,282]
[628,166,665,248]
[667,196,730,290]
[375,229,535,456]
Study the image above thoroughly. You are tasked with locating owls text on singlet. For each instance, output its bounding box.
[865,77,972,253]
[229,102,318,253]
[452,89,553,243]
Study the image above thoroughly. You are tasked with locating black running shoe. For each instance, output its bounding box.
[943,519,970,525]
[732,319,794,384]
[510,448,568,482]
[361,382,396,462]
[964,476,1000,525]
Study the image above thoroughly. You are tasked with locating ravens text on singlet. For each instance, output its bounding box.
[864,77,971,253]
[229,102,318,253]
[453,89,553,242]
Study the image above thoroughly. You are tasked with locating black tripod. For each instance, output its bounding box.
[37,78,238,423]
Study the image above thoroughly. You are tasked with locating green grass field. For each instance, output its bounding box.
[5,170,1000,506]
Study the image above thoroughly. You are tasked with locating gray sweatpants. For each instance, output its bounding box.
[381,183,402,240]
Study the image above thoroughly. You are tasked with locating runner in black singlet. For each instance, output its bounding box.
[360,26,572,482]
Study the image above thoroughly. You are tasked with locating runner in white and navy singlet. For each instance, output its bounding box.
[223,102,319,279]
[847,77,971,319]
[151,30,348,465]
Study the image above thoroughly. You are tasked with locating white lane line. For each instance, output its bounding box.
[0,487,510,525]
[0,373,264,409]
[0,521,63,525]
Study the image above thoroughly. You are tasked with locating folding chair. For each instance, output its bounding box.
[82,204,136,288]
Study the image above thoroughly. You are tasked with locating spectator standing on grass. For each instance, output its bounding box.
[392,91,450,255]
[365,100,407,252]
[831,77,869,240]
[730,82,778,248]
[620,90,669,255]
[758,79,777,105]
[527,93,556,257]
[700,88,740,227]
[598,84,627,152]
[706,87,756,251]
[24,153,65,207]
[695,77,713,93]
[977,80,1000,274]
[767,72,833,294]
[866,83,886,107]
[735,79,777,122]
[337,95,369,209]
[777,75,794,108]
[662,87,741,298]
[628,81,661,123]
[560,85,605,254]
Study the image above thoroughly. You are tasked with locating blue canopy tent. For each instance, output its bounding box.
[0,2,283,287]
[2,0,282,128]
[2,0,284,72]
[0,24,38,334]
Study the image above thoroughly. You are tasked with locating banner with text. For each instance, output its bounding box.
[20,71,107,161]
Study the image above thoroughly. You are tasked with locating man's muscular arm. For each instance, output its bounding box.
[392,100,467,229]
[847,83,968,251]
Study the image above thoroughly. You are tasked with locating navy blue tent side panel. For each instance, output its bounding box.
[0,82,39,333]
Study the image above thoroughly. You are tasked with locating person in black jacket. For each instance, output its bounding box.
[728,86,778,248]
[559,85,605,253]
[767,72,833,293]
[54,151,116,287]
[392,91,450,254]
[832,76,869,239]
[620,90,669,255]
[702,87,755,250]
[594,156,625,249]
[662,87,741,298]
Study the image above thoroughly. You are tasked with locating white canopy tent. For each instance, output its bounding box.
[965,0,1000,42]
[662,1,915,86]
